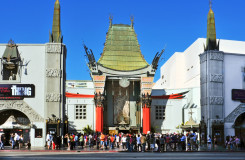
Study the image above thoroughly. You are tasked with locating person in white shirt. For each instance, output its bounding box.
[116,135,120,148]
[15,133,20,149]
[136,134,141,152]
[121,135,127,150]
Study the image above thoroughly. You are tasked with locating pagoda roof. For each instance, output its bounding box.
[98,24,149,71]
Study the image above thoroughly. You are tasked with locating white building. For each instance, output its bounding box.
[153,37,245,144]
[0,0,66,147]
[65,80,95,133]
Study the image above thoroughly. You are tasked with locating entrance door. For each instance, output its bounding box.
[234,112,245,148]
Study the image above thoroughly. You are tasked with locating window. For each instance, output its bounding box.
[155,105,166,120]
[75,105,86,119]
[35,129,42,138]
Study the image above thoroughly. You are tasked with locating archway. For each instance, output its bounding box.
[234,112,245,148]
[0,109,31,146]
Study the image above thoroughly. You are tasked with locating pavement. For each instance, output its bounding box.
[0,144,244,152]
[1,152,245,160]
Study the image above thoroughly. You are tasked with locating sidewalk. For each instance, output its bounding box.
[0,145,244,152]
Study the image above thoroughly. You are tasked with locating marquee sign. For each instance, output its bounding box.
[0,84,35,100]
[232,89,245,101]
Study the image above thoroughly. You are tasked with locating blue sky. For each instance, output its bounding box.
[1,0,245,82]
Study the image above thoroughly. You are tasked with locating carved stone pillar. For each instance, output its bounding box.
[94,92,105,133]
[200,50,224,138]
[142,93,152,134]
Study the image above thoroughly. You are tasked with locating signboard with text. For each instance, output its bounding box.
[232,89,245,101]
[0,84,35,100]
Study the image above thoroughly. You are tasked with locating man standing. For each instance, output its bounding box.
[141,134,146,152]
[0,133,5,150]
[136,134,141,152]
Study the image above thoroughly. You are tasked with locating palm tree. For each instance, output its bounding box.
[82,125,93,135]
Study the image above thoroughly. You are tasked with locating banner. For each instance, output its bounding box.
[0,84,35,100]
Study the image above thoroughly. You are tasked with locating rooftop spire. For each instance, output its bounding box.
[49,0,63,43]
[205,0,219,51]
[130,16,134,28]
[109,15,113,28]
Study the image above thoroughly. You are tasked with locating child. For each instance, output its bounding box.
[26,141,31,150]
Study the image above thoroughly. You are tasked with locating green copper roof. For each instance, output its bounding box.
[98,24,149,71]
[205,8,219,51]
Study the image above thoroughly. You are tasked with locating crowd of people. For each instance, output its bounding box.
[47,131,203,152]
[0,132,31,150]
[225,136,241,151]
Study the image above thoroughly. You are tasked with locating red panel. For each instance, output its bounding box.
[143,105,151,134]
[96,106,103,133]
[65,92,94,98]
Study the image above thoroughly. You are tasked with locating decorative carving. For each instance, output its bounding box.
[209,96,223,105]
[119,78,130,88]
[46,93,61,102]
[200,53,207,63]
[210,74,223,83]
[225,104,245,123]
[94,92,105,107]
[210,52,224,61]
[46,44,61,53]
[142,93,152,107]
[0,101,44,122]
[46,68,61,77]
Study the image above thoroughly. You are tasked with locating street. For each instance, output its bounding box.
[1,152,245,160]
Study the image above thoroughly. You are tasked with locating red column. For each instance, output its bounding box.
[96,106,103,133]
[143,104,151,134]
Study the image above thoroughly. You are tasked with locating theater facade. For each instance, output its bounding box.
[0,0,66,147]
[84,17,163,134]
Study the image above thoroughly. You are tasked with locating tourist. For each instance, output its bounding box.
[146,133,150,151]
[14,133,20,149]
[136,134,141,152]
[207,135,212,150]
[100,133,105,149]
[165,134,171,151]
[110,134,115,149]
[150,133,155,152]
[160,135,165,152]
[19,134,24,149]
[26,140,31,150]
[0,133,5,150]
[156,136,160,152]
[80,134,84,149]
[10,133,15,149]
[74,134,78,149]
[235,136,240,150]
[116,134,120,148]
[70,134,74,150]
[121,135,127,150]
[46,132,51,149]
[180,134,186,151]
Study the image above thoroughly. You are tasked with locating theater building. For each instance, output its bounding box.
[0,0,66,147]
[84,17,163,134]
[153,6,245,144]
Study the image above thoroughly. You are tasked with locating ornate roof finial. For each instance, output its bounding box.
[49,0,62,43]
[130,15,134,28]
[109,15,113,28]
[205,0,219,51]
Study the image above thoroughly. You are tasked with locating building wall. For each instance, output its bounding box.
[153,38,245,138]
[66,81,95,133]
[0,43,66,147]
[151,87,200,133]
